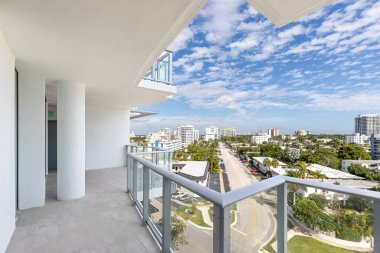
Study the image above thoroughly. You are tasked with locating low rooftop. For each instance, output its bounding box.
[307,164,363,180]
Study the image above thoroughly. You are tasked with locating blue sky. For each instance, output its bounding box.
[132,0,380,135]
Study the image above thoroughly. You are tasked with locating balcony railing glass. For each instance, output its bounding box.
[126,145,380,253]
[144,50,173,85]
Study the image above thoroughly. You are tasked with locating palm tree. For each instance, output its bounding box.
[295,161,309,179]
[312,169,326,182]
[263,158,271,167]
[271,159,279,168]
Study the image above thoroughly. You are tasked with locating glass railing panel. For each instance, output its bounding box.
[136,161,144,211]
[143,51,172,84]
[171,183,213,252]
[285,185,374,253]
[231,188,278,253]
[148,171,164,233]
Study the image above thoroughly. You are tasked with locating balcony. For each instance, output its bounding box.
[144,50,173,85]
[6,146,380,253]
[125,145,380,253]
[137,50,176,105]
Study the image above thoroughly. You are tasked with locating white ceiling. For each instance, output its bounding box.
[0,0,206,108]
[247,0,337,27]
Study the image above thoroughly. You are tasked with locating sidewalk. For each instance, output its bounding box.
[198,206,213,227]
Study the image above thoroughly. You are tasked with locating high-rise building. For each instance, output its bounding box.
[268,128,280,137]
[177,126,195,147]
[355,114,380,136]
[371,134,380,160]
[222,128,237,137]
[345,133,369,145]
[194,130,200,141]
[161,128,171,140]
[205,126,219,141]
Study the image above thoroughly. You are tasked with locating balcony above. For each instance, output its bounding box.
[0,0,203,108]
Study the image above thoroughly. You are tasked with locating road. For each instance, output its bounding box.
[219,142,276,253]
[178,143,276,253]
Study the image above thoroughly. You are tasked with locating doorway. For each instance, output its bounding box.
[48,120,57,172]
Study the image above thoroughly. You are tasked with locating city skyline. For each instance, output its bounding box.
[132,0,380,135]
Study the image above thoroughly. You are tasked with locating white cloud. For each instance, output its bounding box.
[183,62,204,73]
[168,26,194,52]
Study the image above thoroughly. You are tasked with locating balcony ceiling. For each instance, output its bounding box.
[247,0,337,27]
[0,0,206,108]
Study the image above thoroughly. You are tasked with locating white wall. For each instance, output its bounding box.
[0,30,16,253]
[18,71,46,209]
[86,105,130,170]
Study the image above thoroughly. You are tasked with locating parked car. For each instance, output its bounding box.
[251,169,260,173]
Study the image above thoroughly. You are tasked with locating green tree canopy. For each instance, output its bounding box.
[338,144,371,160]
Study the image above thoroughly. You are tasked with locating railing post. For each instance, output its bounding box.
[374,200,380,252]
[277,183,287,253]
[127,156,131,193]
[213,204,230,253]
[132,159,138,205]
[143,165,150,224]
[162,177,172,253]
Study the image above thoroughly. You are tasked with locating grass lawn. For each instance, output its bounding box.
[208,206,236,224]
[288,236,362,253]
[176,206,210,228]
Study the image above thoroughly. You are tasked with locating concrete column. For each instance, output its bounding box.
[57,81,85,200]
[18,71,46,209]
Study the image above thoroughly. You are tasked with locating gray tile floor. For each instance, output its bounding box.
[7,167,160,253]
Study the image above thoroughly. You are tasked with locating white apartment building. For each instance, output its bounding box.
[205,126,219,141]
[355,114,380,136]
[222,128,237,137]
[268,128,280,137]
[177,125,196,147]
[294,130,311,136]
[147,128,172,143]
[251,134,271,144]
[150,138,182,151]
[194,129,200,141]
[345,133,369,145]
[342,160,380,172]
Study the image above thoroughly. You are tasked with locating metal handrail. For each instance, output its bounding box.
[126,147,380,253]
[127,152,222,204]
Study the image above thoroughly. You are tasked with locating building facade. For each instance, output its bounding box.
[222,128,237,137]
[345,133,369,145]
[342,160,380,172]
[194,129,200,141]
[177,126,196,147]
[268,128,280,137]
[371,134,380,160]
[205,126,219,141]
[251,134,271,144]
[355,114,380,136]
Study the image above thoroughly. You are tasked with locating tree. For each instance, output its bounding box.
[286,148,300,163]
[158,216,187,249]
[334,210,372,242]
[259,143,285,159]
[312,169,326,181]
[345,196,373,213]
[307,194,327,209]
[348,164,380,180]
[263,158,272,167]
[338,144,371,160]
[293,199,334,231]
[295,161,309,179]
[271,159,279,168]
